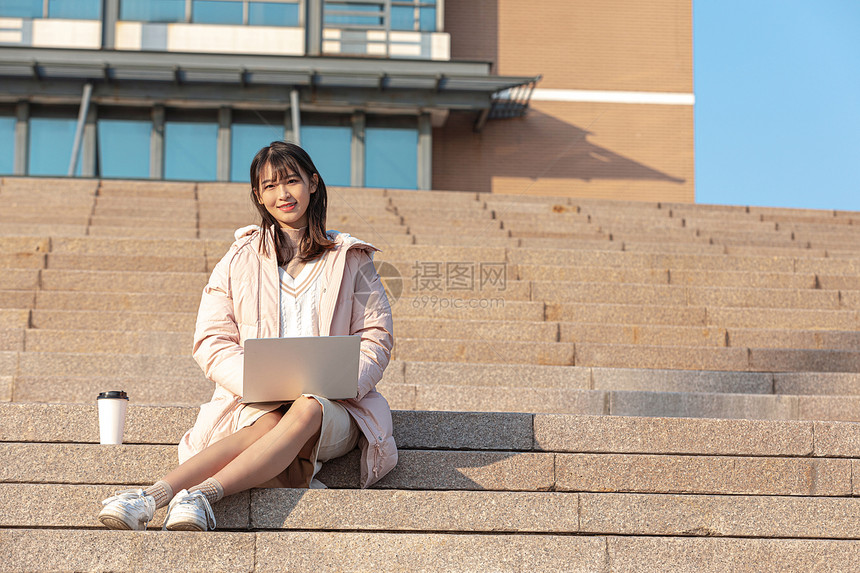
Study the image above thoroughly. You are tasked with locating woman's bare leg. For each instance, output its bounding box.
[213,396,323,496]
[159,409,283,493]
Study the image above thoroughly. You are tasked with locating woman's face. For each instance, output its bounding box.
[255,161,318,230]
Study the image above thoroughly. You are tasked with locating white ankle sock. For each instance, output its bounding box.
[144,480,174,509]
[188,477,224,506]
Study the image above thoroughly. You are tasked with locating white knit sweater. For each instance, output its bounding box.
[277,226,324,337]
[278,254,324,337]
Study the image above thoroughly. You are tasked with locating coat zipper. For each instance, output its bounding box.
[258,234,387,482]
[352,413,383,481]
[373,441,381,478]
[256,255,262,339]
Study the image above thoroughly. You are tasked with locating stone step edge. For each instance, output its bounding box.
[7,344,860,374]
[6,529,860,573]
[2,404,859,459]
[4,485,860,540]
[13,326,860,354]
[7,342,860,358]
[12,269,860,295]
[7,257,860,292]
[2,444,855,497]
[4,232,860,264]
[5,359,860,393]
[384,383,860,423]
[13,319,860,336]
[8,297,860,327]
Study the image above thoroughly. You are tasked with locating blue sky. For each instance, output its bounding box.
[694,0,860,211]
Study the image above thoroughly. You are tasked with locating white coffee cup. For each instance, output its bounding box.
[97,391,129,445]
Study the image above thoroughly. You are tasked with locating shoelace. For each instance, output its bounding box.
[101,489,154,530]
[165,490,217,531]
[101,488,141,506]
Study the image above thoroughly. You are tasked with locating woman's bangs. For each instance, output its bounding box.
[266,154,304,185]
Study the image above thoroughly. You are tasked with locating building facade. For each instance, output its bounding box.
[0,0,693,201]
[438,0,694,201]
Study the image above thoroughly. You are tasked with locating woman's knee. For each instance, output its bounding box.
[249,409,283,435]
[284,397,323,429]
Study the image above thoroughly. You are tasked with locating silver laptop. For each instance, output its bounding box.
[241,335,361,403]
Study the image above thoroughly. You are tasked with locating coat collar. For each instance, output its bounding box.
[232,225,381,260]
[326,229,380,255]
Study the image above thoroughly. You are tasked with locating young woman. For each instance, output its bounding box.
[98,141,396,531]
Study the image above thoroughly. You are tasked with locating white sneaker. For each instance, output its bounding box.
[98,489,156,530]
[163,489,216,531]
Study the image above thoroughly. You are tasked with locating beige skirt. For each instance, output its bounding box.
[237,394,359,488]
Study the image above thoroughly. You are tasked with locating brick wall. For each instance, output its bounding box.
[437,0,694,202]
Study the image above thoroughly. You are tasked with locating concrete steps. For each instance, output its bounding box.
[14,322,860,361]
[6,354,860,420]
[10,530,860,572]
[5,487,860,542]
[11,316,860,367]
[4,177,860,570]
[5,403,849,452]
[3,406,860,571]
[6,285,860,341]
[2,404,858,493]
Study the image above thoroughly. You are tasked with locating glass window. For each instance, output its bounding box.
[48,0,101,19]
[230,123,283,182]
[390,6,413,31]
[365,126,417,190]
[390,2,435,31]
[300,125,351,187]
[418,6,435,31]
[120,0,186,22]
[249,1,299,27]
[98,119,151,179]
[192,0,242,24]
[29,117,81,176]
[324,2,382,27]
[164,121,218,181]
[0,117,15,175]
[0,0,43,18]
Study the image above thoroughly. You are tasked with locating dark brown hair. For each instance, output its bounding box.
[249,141,335,266]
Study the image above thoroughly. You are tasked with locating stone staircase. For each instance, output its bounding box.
[2,176,860,571]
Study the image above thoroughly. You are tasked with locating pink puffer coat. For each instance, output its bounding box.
[178,225,397,488]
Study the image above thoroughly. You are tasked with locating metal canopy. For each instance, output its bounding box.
[0,47,539,115]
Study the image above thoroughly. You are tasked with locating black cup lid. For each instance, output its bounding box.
[97,391,129,400]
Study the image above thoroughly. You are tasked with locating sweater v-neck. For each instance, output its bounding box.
[279,255,324,298]
[281,256,317,285]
